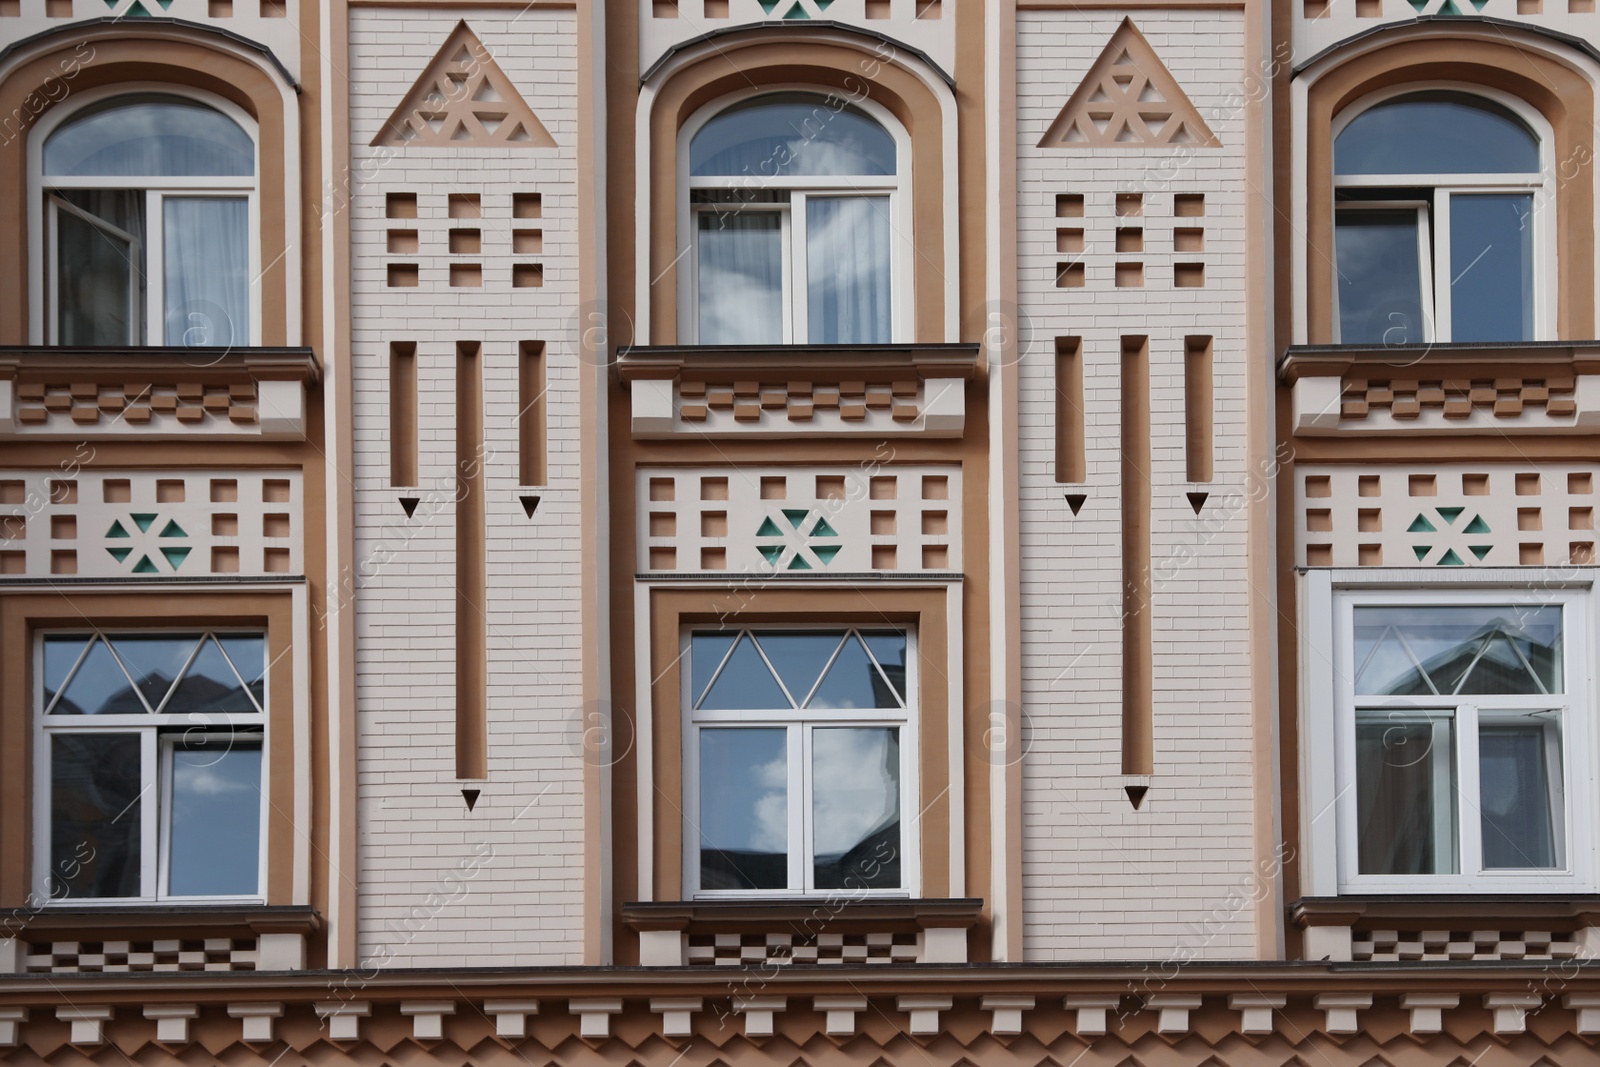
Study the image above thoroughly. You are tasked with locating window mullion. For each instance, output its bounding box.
[789,194,807,345]
[142,729,160,899]
[793,723,809,893]
[1430,193,1450,343]
[1457,704,1482,878]
[146,189,164,346]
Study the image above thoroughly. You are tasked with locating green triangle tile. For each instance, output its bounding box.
[125,1,154,16]
[159,520,187,538]
[1407,514,1436,533]
[106,547,131,563]
[811,516,839,538]
[1437,506,1464,525]
[1406,0,1429,10]
[1464,515,1491,534]
[787,553,813,570]
[132,554,160,574]
[758,544,785,564]
[161,546,191,569]
[1440,0,1463,12]
[783,508,810,529]
[1469,545,1492,561]
[1413,545,1431,561]
[107,520,130,539]
[131,513,157,533]
[102,0,118,7]
[155,0,173,8]
[1438,548,1465,566]
[815,0,834,7]
[758,0,780,10]
[813,544,841,565]
[756,517,784,538]
[1468,0,1488,8]
[782,2,810,17]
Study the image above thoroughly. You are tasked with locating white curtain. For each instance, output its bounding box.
[697,212,783,344]
[163,197,249,347]
[807,196,890,344]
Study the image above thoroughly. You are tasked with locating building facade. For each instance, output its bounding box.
[1,0,1598,1063]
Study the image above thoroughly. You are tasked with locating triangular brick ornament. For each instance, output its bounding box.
[1039,19,1220,149]
[372,22,556,148]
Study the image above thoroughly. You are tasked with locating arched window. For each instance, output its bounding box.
[684,92,905,345]
[1333,90,1548,345]
[42,93,256,347]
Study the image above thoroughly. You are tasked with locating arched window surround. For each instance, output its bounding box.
[26,83,262,348]
[1288,26,1598,346]
[675,86,915,346]
[1328,82,1558,346]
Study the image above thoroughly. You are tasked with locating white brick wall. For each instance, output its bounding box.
[1016,10,1259,960]
[348,10,585,967]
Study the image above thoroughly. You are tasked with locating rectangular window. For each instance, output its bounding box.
[1334,594,1583,891]
[686,627,913,896]
[36,630,267,902]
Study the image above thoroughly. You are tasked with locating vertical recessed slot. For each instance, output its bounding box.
[456,342,487,781]
[519,341,546,487]
[1121,336,1153,777]
[1055,337,1085,484]
[390,342,417,487]
[1184,336,1214,483]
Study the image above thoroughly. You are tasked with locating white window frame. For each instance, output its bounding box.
[676,87,913,345]
[27,83,262,348]
[32,628,269,905]
[1300,570,1596,895]
[1330,83,1556,344]
[682,625,919,899]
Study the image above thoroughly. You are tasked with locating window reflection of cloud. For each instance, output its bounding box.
[813,729,897,855]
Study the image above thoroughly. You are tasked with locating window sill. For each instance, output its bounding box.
[2,905,320,975]
[0,345,320,439]
[1278,340,1600,436]
[622,898,982,966]
[1290,895,1600,963]
[11,903,321,941]
[615,343,979,439]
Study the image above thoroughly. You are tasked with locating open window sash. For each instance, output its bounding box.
[47,193,143,346]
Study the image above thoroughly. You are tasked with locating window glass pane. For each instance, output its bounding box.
[108,634,198,712]
[168,737,262,896]
[43,635,91,711]
[1335,210,1426,345]
[1335,92,1540,175]
[860,632,909,702]
[753,631,844,707]
[690,94,895,177]
[689,632,737,709]
[697,633,791,710]
[807,197,892,345]
[51,733,142,898]
[699,729,788,890]
[808,633,900,709]
[51,637,144,715]
[164,197,249,347]
[168,636,262,714]
[1355,713,1459,875]
[1450,193,1535,343]
[54,191,145,346]
[697,212,783,345]
[45,96,254,177]
[1480,721,1562,870]
[1354,606,1562,695]
[813,727,901,889]
[218,635,267,709]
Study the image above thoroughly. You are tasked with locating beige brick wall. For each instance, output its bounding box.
[347,9,585,967]
[1015,9,1259,960]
